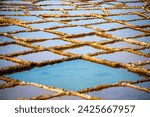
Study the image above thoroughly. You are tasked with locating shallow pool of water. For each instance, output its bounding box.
[126,2,144,6]
[7,16,42,22]
[54,26,93,35]
[0,80,6,84]
[143,64,150,70]
[0,25,26,33]
[139,49,150,54]
[135,82,150,89]
[107,28,143,38]
[68,10,103,15]
[134,37,150,43]
[108,15,141,21]
[87,87,150,100]
[0,11,23,15]
[70,19,105,25]
[16,51,65,62]
[0,59,17,68]
[95,52,150,63]
[29,10,63,15]
[0,85,56,100]
[41,5,74,9]
[0,36,13,42]
[0,44,30,54]
[127,20,150,26]
[105,42,140,49]
[36,0,69,5]
[7,60,142,91]
[13,31,57,39]
[91,22,124,30]
[64,46,101,55]
[109,9,144,14]
[28,22,64,29]
[32,39,70,47]
[50,95,84,100]
[72,35,108,42]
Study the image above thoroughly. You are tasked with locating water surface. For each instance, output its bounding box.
[50,95,84,100]
[0,44,30,54]
[105,42,140,49]
[0,85,56,100]
[0,25,26,33]
[7,60,142,91]
[95,52,150,63]
[72,35,108,42]
[0,80,6,84]
[0,36,12,42]
[87,87,150,100]
[32,39,70,47]
[13,31,57,39]
[16,51,65,62]
[0,59,17,68]
[64,46,101,55]
[135,82,150,89]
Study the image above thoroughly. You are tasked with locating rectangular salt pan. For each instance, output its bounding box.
[0,44,30,54]
[7,16,42,22]
[105,42,140,49]
[28,22,64,29]
[55,26,93,35]
[0,25,26,33]
[134,37,150,43]
[0,80,6,84]
[68,10,103,15]
[95,52,150,63]
[7,60,142,91]
[107,29,143,38]
[50,95,84,100]
[92,23,124,30]
[139,49,150,54]
[143,64,150,70]
[109,9,144,14]
[41,5,74,9]
[72,35,108,42]
[32,39,70,47]
[13,31,57,39]
[16,51,65,62]
[0,59,17,68]
[87,87,150,100]
[29,11,63,15]
[127,20,150,26]
[107,15,141,21]
[70,19,105,25]
[0,36,12,42]
[64,46,101,55]
[0,85,56,100]
[135,82,150,89]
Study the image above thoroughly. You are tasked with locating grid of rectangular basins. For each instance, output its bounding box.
[0,0,150,100]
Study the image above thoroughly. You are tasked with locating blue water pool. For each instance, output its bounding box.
[7,60,143,91]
